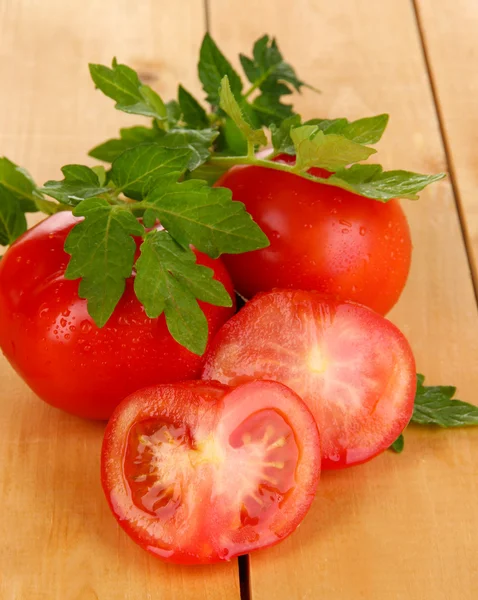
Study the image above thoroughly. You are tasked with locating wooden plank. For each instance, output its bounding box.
[0,1,240,598]
[414,0,478,290]
[208,1,478,598]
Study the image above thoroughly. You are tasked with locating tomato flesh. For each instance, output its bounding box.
[203,290,416,469]
[216,164,412,315]
[101,380,321,564]
[0,213,235,419]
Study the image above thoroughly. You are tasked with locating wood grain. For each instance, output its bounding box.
[414,0,478,290]
[208,0,478,598]
[0,1,240,599]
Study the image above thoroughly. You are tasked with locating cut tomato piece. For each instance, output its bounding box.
[101,380,320,565]
[202,290,416,469]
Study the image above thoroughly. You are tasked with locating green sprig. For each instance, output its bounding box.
[0,32,445,353]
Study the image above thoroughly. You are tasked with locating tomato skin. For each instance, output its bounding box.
[203,290,416,469]
[216,164,412,315]
[0,213,235,419]
[101,380,321,564]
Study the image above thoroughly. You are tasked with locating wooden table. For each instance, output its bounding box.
[1,1,477,598]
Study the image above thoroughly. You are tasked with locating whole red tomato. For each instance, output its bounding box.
[0,212,235,419]
[217,159,412,315]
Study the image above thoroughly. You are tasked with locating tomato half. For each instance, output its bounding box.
[101,380,321,564]
[203,290,416,469]
[0,213,235,419]
[216,163,412,315]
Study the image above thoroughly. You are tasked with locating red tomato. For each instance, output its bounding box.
[203,290,416,469]
[216,162,412,315]
[101,379,321,564]
[0,212,235,419]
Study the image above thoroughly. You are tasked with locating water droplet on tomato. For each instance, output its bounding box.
[62,309,71,317]
[69,325,76,332]
[60,318,67,328]
[339,219,352,228]
[64,334,71,340]
[80,321,92,333]
[359,227,366,236]
[341,228,350,234]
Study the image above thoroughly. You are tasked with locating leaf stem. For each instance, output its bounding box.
[243,68,273,99]
[208,154,319,182]
[247,141,255,160]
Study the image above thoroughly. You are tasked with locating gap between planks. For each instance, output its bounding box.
[204,0,211,32]
[411,0,478,307]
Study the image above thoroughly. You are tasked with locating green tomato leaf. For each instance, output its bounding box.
[219,76,267,148]
[0,184,28,245]
[89,126,162,163]
[239,35,318,128]
[91,165,107,186]
[198,33,243,106]
[64,198,144,327]
[270,114,302,154]
[155,128,219,171]
[166,99,181,126]
[389,433,405,453]
[305,118,348,134]
[110,144,191,200]
[411,374,478,427]
[0,157,41,213]
[291,126,376,172]
[241,35,316,95]
[215,117,249,157]
[89,60,167,122]
[341,114,389,145]
[134,229,232,355]
[185,162,230,186]
[306,114,389,145]
[178,85,210,129]
[142,178,269,258]
[327,165,446,201]
[239,55,261,85]
[41,165,111,206]
[252,93,294,127]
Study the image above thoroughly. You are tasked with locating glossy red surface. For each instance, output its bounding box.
[217,163,412,314]
[0,212,235,419]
